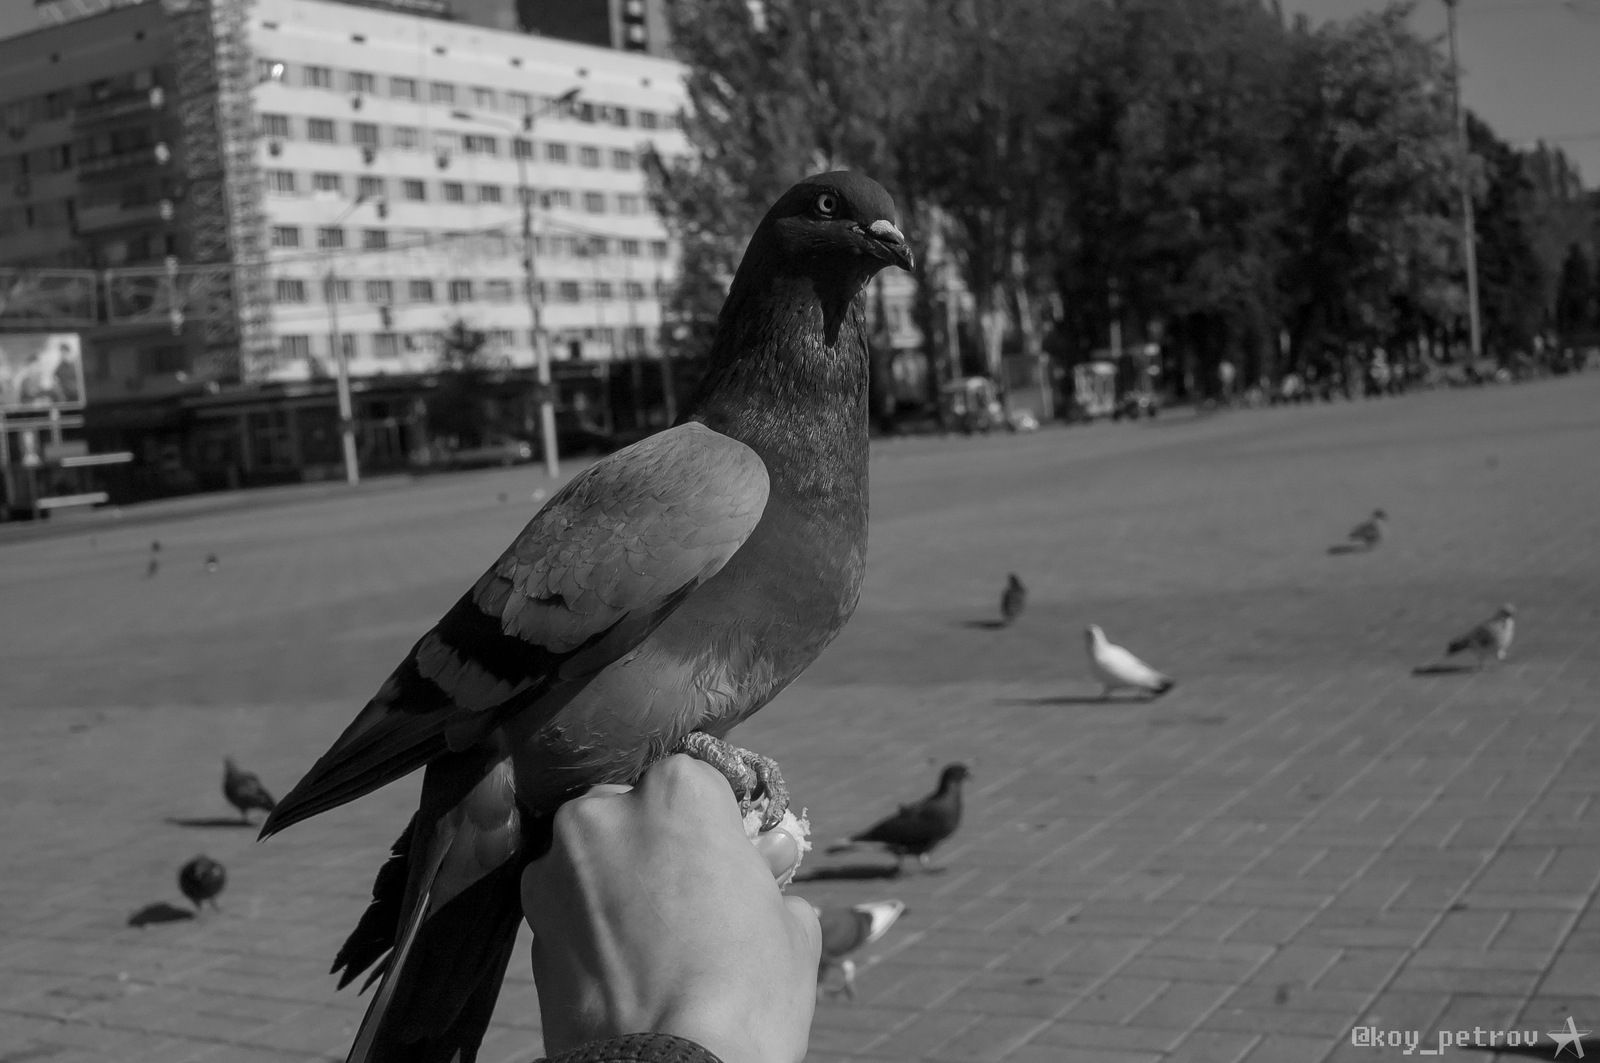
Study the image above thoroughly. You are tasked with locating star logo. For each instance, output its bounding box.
[1549,1016,1592,1058]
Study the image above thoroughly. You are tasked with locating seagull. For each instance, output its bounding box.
[816,899,906,999]
[223,757,278,822]
[828,763,971,872]
[1000,574,1026,625]
[1347,509,1387,549]
[178,855,226,911]
[1446,604,1516,669]
[1085,624,1175,699]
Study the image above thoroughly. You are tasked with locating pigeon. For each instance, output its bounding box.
[204,554,219,572]
[178,855,226,911]
[259,172,913,1063]
[145,557,159,578]
[816,899,906,999]
[1346,509,1387,549]
[1000,574,1026,625]
[223,757,278,822]
[1445,604,1516,669]
[828,763,971,872]
[1085,624,1174,699]
[151,539,161,552]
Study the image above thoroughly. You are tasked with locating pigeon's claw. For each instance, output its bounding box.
[672,733,789,829]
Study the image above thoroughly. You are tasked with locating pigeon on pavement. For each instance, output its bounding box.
[204,554,219,572]
[1346,509,1387,549]
[178,855,225,911]
[828,763,971,872]
[1446,604,1516,669]
[145,557,159,578]
[817,899,906,999]
[1000,574,1026,625]
[1085,624,1175,699]
[260,172,913,1063]
[223,758,278,822]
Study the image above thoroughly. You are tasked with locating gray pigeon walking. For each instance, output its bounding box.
[816,899,906,999]
[178,855,226,911]
[223,758,277,822]
[1446,604,1515,669]
[1000,574,1026,625]
[1347,509,1386,549]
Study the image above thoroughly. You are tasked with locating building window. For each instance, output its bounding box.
[485,279,513,302]
[392,126,420,151]
[281,335,310,359]
[557,281,581,302]
[544,142,568,163]
[583,192,606,213]
[481,232,507,257]
[488,328,515,349]
[348,71,376,94]
[259,113,290,138]
[357,175,385,199]
[478,184,501,204]
[543,189,572,210]
[578,146,600,168]
[637,110,658,130]
[472,86,496,109]
[390,76,417,100]
[402,179,426,202]
[462,134,497,156]
[442,182,464,203]
[257,58,286,83]
[623,280,646,300]
[271,225,301,248]
[430,81,455,105]
[610,149,633,170]
[508,90,532,113]
[650,239,668,258]
[448,279,473,303]
[265,170,297,195]
[307,118,336,143]
[512,138,533,160]
[352,123,380,149]
[316,226,344,249]
[304,65,332,89]
[616,194,641,215]
[373,333,400,358]
[593,280,614,300]
[575,101,595,123]
[323,277,352,302]
[362,229,388,250]
[312,172,342,194]
[408,279,434,302]
[586,237,609,256]
[366,279,393,303]
[275,278,307,302]
[620,238,640,257]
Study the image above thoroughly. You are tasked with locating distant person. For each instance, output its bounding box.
[1217,359,1236,405]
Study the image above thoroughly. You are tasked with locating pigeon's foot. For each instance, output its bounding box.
[674,732,790,830]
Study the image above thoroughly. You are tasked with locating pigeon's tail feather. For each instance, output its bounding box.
[332,815,416,991]
[826,840,859,854]
[1152,677,1175,697]
[346,805,524,1063]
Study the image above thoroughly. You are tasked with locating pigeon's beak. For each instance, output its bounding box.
[863,219,914,271]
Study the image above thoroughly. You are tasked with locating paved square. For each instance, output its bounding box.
[2,375,1597,1062]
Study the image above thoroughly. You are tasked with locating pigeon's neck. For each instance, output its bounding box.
[684,270,871,489]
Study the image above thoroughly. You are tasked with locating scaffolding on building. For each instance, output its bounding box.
[162,0,273,383]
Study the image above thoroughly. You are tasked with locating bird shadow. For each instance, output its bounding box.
[959,619,1011,631]
[164,816,253,829]
[127,902,195,927]
[1325,543,1370,556]
[794,864,906,882]
[996,695,1135,707]
[1411,663,1478,676]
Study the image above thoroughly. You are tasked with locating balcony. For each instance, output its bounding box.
[76,200,169,234]
[77,146,167,181]
[72,88,164,129]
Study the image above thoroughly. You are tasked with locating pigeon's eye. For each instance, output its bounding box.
[813,192,838,217]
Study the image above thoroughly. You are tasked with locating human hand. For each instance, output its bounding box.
[523,755,821,1063]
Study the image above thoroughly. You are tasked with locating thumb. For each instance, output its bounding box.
[784,895,822,964]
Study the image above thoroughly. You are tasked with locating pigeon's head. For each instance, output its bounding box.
[1496,603,1516,619]
[1085,623,1106,644]
[938,763,972,790]
[1006,573,1023,589]
[753,171,913,282]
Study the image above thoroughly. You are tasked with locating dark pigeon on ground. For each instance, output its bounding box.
[223,757,278,822]
[204,554,219,572]
[151,539,161,552]
[828,763,972,872]
[1446,603,1516,669]
[178,855,226,911]
[1000,574,1026,625]
[816,899,906,999]
[145,557,159,578]
[259,171,913,1063]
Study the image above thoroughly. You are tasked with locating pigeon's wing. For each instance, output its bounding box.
[1098,642,1168,690]
[1447,622,1491,654]
[818,906,875,960]
[262,422,770,836]
[853,799,941,847]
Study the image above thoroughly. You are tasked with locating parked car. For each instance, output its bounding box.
[431,437,536,470]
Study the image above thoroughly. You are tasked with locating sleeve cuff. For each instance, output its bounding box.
[534,1032,724,1063]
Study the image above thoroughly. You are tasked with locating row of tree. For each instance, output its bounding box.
[648,0,1594,402]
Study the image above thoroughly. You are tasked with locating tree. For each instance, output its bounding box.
[1469,113,1547,354]
[429,319,494,447]
[1555,243,1594,336]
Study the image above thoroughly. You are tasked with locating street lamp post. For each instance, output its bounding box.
[324,191,382,485]
[452,86,580,480]
[1443,0,1483,362]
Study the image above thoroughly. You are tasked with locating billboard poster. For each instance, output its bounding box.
[0,333,86,414]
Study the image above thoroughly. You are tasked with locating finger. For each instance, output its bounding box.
[580,783,634,799]
[784,894,823,963]
[751,826,801,883]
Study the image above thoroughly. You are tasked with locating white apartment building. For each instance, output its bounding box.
[249,0,688,382]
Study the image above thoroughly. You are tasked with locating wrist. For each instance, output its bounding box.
[655,1005,797,1063]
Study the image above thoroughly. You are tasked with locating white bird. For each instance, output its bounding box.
[1085,624,1175,700]
[1446,604,1515,669]
[815,899,906,1000]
